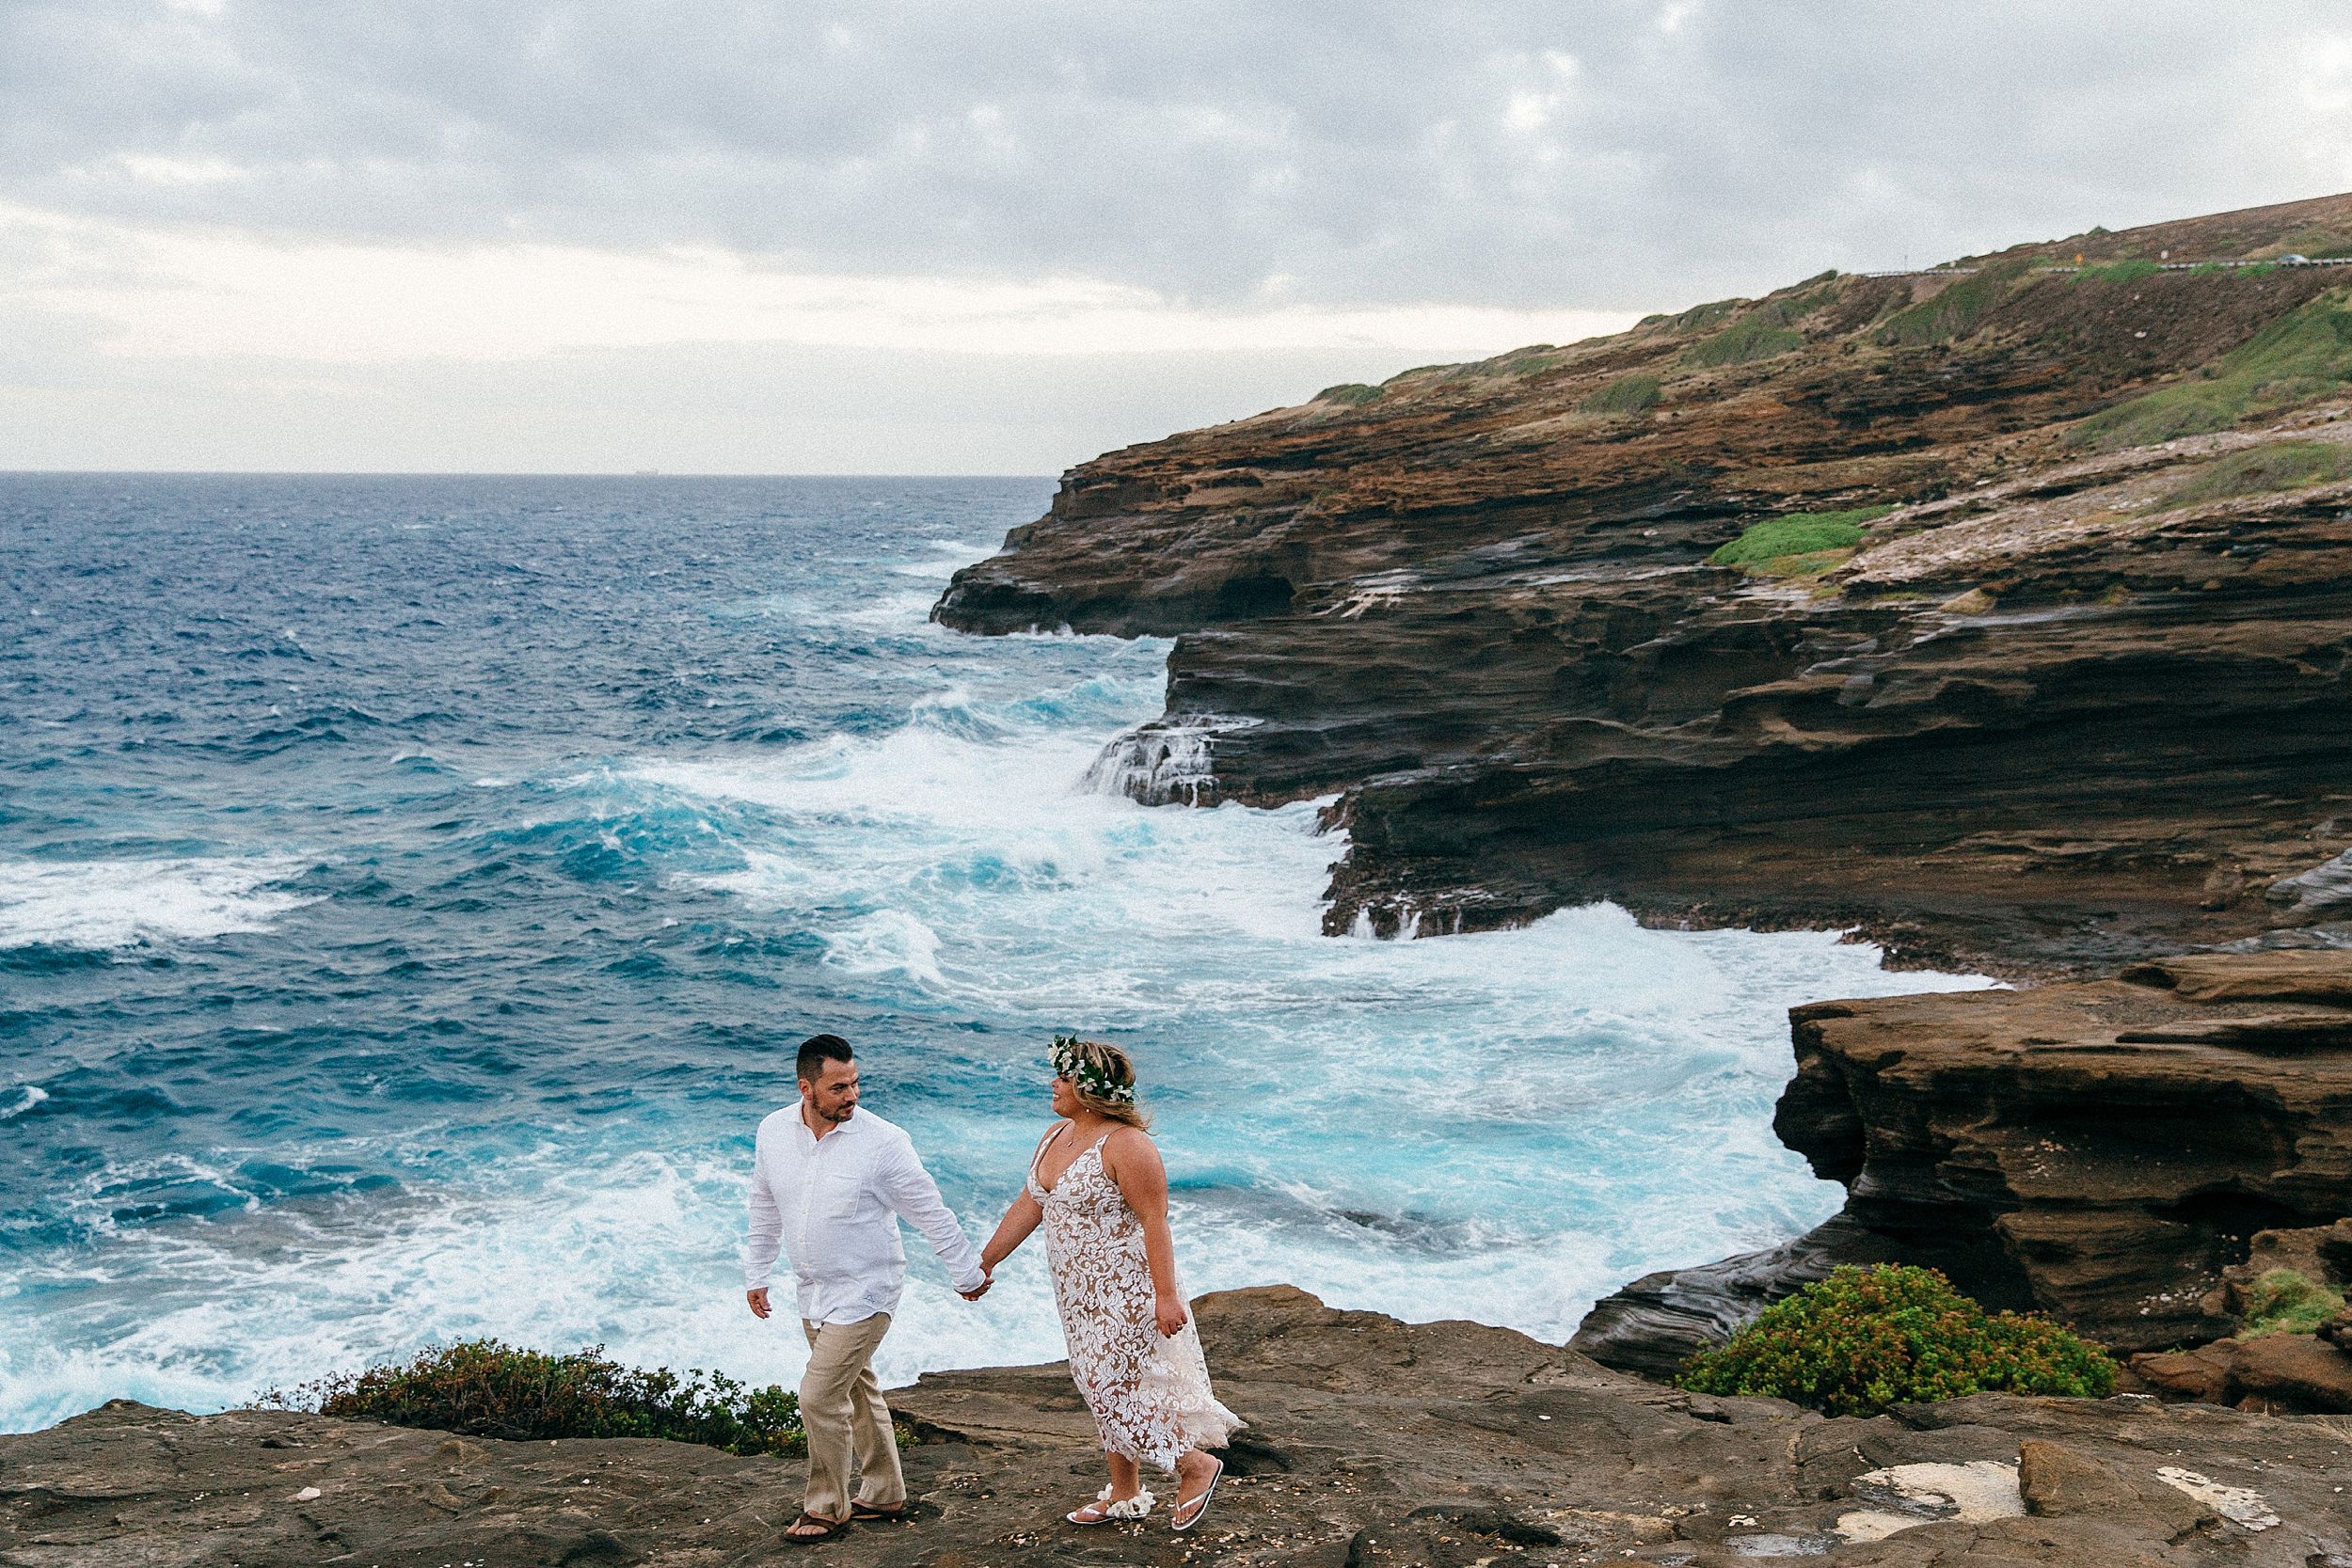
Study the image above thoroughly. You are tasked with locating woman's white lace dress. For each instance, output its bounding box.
[1028,1128,1241,1473]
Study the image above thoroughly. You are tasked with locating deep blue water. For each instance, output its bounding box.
[0,474,1986,1432]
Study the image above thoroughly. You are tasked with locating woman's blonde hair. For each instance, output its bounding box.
[1057,1036,1152,1130]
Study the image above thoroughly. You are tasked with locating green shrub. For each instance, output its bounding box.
[2268,227,2352,260]
[2239,1269,2346,1338]
[2162,439,2352,508]
[1709,505,1892,568]
[1316,382,1384,407]
[1684,314,1804,368]
[1656,297,1744,335]
[2072,258,2161,284]
[1751,282,1838,327]
[1878,269,2018,347]
[1581,373,1662,415]
[1677,1264,2118,1417]
[263,1340,807,1455]
[1441,345,1572,384]
[2072,289,2352,450]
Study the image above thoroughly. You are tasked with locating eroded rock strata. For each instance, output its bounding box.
[937,194,2352,973]
[10,1288,2350,1568]
[1574,950,2352,1384]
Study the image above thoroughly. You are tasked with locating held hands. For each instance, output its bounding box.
[745,1287,771,1320]
[959,1268,993,1302]
[1154,1293,1189,1338]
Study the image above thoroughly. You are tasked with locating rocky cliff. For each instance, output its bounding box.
[1572,950,2352,1386]
[936,192,2352,973]
[12,1287,2350,1568]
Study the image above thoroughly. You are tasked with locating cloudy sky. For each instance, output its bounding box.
[6,2,2351,473]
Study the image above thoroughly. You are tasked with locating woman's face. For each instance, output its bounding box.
[1050,1073,1079,1117]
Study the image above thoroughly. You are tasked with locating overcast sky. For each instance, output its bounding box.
[6,2,2351,473]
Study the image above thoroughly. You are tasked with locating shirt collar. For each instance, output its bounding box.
[793,1098,866,1146]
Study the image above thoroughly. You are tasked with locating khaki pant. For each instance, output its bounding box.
[799,1313,902,1520]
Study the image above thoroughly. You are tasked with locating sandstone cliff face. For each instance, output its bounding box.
[937,194,2352,972]
[1573,951,2352,1380]
[13,1288,2351,1568]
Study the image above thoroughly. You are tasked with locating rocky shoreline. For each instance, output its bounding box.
[1573,951,2352,1395]
[21,195,2352,1566]
[11,1286,2350,1568]
[936,196,2352,975]
[927,192,2352,1408]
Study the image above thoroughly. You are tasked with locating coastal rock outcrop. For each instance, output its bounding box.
[1574,950,2352,1381]
[10,1287,2350,1568]
[935,193,2352,973]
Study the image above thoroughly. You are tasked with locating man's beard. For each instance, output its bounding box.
[817,1100,855,1123]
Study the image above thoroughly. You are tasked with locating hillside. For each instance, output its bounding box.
[936,191,2352,972]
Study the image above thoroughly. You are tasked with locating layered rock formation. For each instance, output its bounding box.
[1574,951,2352,1386]
[12,1287,2351,1568]
[936,193,2352,973]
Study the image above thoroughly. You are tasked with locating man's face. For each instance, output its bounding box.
[802,1057,859,1123]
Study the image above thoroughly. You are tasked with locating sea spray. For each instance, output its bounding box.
[0,474,1992,1433]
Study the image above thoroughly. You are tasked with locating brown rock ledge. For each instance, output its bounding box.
[1573,950,2352,1377]
[933,193,2352,974]
[8,1286,2350,1568]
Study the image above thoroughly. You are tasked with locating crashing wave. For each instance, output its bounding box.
[1082,717,1258,805]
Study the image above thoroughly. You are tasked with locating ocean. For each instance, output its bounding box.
[0,473,1989,1433]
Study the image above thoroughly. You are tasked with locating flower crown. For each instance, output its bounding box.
[1051,1034,1137,1105]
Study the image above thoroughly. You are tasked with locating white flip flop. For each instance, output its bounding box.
[1067,1485,1153,1526]
[1169,1457,1223,1533]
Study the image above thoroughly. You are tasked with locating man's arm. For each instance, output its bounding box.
[878,1136,987,1295]
[743,1125,784,1316]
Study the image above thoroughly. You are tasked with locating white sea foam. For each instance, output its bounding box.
[0,856,316,950]
[1,526,1996,1432]
[0,697,1990,1430]
[0,1085,48,1121]
[609,684,1995,1359]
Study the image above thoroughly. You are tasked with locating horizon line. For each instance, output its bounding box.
[0,468,1064,481]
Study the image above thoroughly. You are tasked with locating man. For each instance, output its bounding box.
[745,1034,991,1544]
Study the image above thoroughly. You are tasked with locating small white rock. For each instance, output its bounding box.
[291,1485,322,1502]
[2156,1467,2280,1531]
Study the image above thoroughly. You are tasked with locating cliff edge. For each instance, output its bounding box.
[10,1287,2349,1567]
[936,193,2352,974]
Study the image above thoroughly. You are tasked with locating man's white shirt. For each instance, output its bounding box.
[743,1100,985,1324]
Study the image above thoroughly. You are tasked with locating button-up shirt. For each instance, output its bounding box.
[742,1100,986,1324]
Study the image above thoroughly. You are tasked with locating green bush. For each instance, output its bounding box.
[1684,314,1804,368]
[1709,505,1892,568]
[2239,1269,2346,1338]
[263,1340,807,1455]
[1878,268,2019,347]
[2074,289,2352,450]
[1677,1264,2118,1417]
[1581,373,1662,415]
[2269,227,2352,260]
[2072,259,2161,284]
[1316,382,1384,407]
[2162,439,2352,508]
[1656,297,1743,335]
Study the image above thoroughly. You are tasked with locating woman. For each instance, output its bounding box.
[978,1036,1240,1530]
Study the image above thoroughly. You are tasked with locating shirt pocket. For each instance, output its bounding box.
[818,1171,866,1221]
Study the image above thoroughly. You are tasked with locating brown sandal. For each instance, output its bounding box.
[850,1500,911,1521]
[781,1512,850,1544]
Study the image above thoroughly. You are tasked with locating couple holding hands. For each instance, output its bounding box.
[743,1032,1238,1545]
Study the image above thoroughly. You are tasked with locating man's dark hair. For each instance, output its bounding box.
[797,1033,853,1083]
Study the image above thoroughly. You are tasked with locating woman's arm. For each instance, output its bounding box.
[1104,1129,1187,1336]
[978,1121,1064,1279]
[978,1189,1044,1276]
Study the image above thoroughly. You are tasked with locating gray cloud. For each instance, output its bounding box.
[7,2,2350,310]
